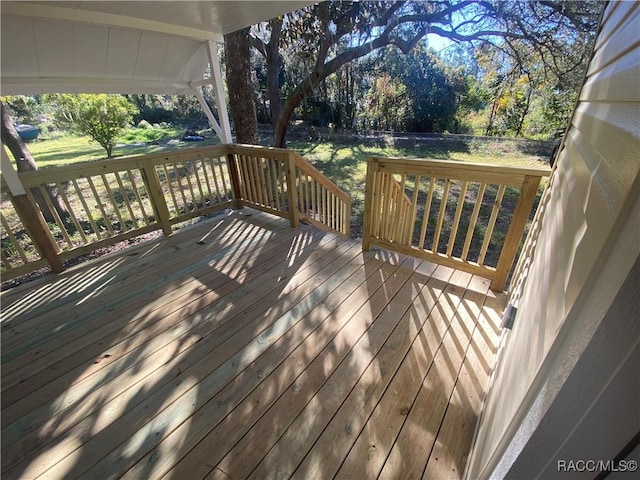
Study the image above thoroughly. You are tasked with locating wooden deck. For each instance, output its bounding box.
[1,208,505,480]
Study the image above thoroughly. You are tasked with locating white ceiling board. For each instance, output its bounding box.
[134,32,170,80]
[74,24,109,76]
[2,1,314,38]
[0,1,314,95]
[33,17,75,76]
[1,15,39,77]
[105,28,144,79]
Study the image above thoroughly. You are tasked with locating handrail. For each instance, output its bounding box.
[227,144,351,236]
[291,152,351,235]
[1,144,350,281]
[363,156,550,291]
[292,152,351,205]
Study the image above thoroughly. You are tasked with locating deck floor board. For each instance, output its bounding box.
[1,209,505,480]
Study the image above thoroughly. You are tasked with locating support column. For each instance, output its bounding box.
[192,86,224,141]
[206,40,233,144]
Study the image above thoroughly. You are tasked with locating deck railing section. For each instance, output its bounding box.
[1,144,350,281]
[363,156,549,291]
[144,145,235,232]
[227,145,351,236]
[0,188,49,278]
[292,152,351,236]
[229,145,291,221]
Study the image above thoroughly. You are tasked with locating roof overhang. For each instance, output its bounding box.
[0,1,313,95]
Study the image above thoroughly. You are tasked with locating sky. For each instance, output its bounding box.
[426,33,454,54]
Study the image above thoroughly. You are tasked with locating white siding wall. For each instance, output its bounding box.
[466,2,640,478]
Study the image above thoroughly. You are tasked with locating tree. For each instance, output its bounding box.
[225,27,258,144]
[49,94,138,158]
[1,100,68,222]
[238,0,601,147]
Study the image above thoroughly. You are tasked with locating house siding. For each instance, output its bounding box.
[466,2,640,478]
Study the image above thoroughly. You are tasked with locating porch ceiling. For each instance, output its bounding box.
[0,1,313,95]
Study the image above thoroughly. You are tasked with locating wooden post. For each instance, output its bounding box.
[286,153,299,228]
[344,194,351,237]
[362,158,377,251]
[491,175,543,291]
[226,152,243,209]
[11,193,64,273]
[139,159,172,236]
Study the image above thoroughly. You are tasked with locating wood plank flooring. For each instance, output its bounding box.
[1,208,505,480]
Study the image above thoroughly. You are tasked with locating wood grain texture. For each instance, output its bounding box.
[1,209,504,480]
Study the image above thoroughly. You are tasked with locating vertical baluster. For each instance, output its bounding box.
[271,158,281,210]
[35,184,74,248]
[86,176,116,236]
[240,155,253,202]
[432,179,451,254]
[446,180,469,257]
[406,175,421,246]
[278,159,286,210]
[380,173,392,240]
[297,167,304,215]
[56,182,88,243]
[305,174,311,217]
[217,155,230,199]
[72,179,102,239]
[113,172,139,229]
[478,184,506,265]
[127,169,152,225]
[199,159,214,205]
[1,211,29,264]
[253,157,265,206]
[191,160,207,208]
[263,157,274,209]
[101,173,127,231]
[461,182,486,261]
[181,162,198,211]
[161,164,179,214]
[209,157,225,203]
[372,171,383,238]
[418,177,436,250]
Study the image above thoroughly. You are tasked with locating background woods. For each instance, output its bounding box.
[2,1,602,150]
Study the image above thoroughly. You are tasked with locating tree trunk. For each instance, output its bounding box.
[266,18,284,138]
[1,101,68,223]
[273,73,323,148]
[224,28,258,144]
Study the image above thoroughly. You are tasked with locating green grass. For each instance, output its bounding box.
[25,127,221,168]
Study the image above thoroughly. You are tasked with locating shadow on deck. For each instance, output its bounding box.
[1,208,505,480]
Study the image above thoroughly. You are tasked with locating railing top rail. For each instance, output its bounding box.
[369,156,551,185]
[13,144,229,185]
[292,152,351,204]
[229,143,291,161]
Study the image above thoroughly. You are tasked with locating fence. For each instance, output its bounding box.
[1,144,351,281]
[362,156,550,291]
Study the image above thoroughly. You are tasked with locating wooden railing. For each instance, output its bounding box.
[228,145,351,236]
[363,156,550,291]
[1,144,350,281]
[291,152,351,236]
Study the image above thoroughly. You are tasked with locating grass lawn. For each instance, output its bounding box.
[25,127,221,168]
